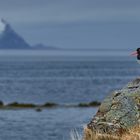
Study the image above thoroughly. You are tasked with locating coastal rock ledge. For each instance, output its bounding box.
[86,78,140,136]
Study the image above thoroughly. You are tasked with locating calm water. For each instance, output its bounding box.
[0,108,97,140]
[0,50,139,140]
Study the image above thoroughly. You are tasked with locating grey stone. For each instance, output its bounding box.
[87,78,140,134]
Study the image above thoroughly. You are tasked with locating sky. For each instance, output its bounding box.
[0,0,140,50]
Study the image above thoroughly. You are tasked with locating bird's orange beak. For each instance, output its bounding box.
[131,51,138,56]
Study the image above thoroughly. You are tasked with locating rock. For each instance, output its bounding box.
[42,102,58,107]
[0,101,4,106]
[78,101,101,107]
[87,78,140,135]
[35,108,42,112]
[6,102,36,108]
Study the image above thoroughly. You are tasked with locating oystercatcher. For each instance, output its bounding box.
[131,48,140,60]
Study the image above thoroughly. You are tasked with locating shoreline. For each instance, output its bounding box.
[0,101,101,110]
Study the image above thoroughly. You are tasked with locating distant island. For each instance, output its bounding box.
[32,43,60,50]
[0,18,58,50]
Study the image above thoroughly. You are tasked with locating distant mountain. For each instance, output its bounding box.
[32,43,60,50]
[0,19,31,49]
[0,18,60,50]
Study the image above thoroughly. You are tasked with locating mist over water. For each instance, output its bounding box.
[0,49,131,57]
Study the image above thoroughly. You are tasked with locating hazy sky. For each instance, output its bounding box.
[0,0,140,49]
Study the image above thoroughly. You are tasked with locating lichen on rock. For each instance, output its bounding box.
[87,78,140,135]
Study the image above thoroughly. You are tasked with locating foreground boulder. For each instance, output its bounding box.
[87,78,140,135]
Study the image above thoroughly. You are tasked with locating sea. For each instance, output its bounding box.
[0,50,139,140]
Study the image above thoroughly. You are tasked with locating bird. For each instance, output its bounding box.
[131,48,140,60]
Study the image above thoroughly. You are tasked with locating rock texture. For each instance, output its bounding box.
[87,78,140,135]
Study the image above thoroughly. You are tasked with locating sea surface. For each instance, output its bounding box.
[0,50,139,140]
